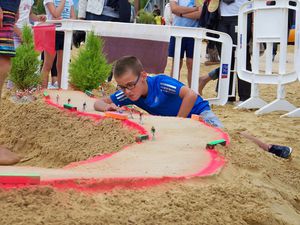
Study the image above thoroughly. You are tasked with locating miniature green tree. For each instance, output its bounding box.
[32,0,46,14]
[10,26,41,90]
[69,32,112,91]
[136,10,156,24]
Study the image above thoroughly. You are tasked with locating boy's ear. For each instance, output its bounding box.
[141,71,147,79]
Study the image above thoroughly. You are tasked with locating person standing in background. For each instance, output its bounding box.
[169,0,202,88]
[78,0,131,22]
[199,0,251,104]
[0,0,22,165]
[41,0,76,88]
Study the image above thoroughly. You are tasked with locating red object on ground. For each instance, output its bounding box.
[33,24,56,55]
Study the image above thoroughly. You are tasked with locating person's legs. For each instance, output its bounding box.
[56,50,63,88]
[168,36,184,79]
[186,58,193,87]
[53,31,64,88]
[0,146,21,165]
[41,51,56,88]
[239,131,293,159]
[170,58,183,80]
[198,67,219,95]
[51,54,58,85]
[185,37,195,88]
[0,56,11,104]
[0,9,21,165]
[240,131,270,151]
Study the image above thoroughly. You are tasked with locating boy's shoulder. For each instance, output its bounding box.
[149,74,172,81]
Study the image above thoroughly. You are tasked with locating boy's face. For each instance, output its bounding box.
[115,70,147,101]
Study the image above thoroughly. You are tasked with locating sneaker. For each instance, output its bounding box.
[48,82,59,89]
[268,145,293,159]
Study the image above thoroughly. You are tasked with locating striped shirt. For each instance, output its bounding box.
[44,0,74,20]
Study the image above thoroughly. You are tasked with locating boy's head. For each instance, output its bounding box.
[113,56,148,101]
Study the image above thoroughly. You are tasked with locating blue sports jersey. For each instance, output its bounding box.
[110,75,210,117]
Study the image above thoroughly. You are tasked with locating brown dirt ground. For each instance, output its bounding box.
[0,46,300,224]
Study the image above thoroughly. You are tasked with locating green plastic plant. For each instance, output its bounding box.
[9,26,41,91]
[69,32,112,91]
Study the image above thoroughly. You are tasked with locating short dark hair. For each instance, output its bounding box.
[113,56,144,78]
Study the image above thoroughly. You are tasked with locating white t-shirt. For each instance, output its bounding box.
[164,3,175,25]
[220,0,248,17]
[44,0,74,20]
[16,0,34,29]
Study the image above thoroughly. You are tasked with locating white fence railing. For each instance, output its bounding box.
[39,20,233,105]
[236,0,300,115]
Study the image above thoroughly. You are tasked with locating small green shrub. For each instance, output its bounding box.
[69,32,112,91]
[10,26,41,91]
[136,10,156,24]
[32,0,46,14]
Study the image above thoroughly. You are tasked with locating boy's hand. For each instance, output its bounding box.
[0,7,3,28]
[105,103,119,111]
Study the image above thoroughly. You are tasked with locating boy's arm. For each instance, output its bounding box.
[94,97,119,112]
[46,0,66,18]
[177,86,198,118]
[170,1,199,15]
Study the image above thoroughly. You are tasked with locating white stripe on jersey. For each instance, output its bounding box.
[160,83,176,89]
[116,91,125,97]
[116,94,125,100]
[118,96,128,102]
[161,86,176,94]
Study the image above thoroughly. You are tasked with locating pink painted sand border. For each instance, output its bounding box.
[0,93,229,192]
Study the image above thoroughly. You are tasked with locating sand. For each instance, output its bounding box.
[0,46,300,224]
[0,90,224,183]
[0,94,137,168]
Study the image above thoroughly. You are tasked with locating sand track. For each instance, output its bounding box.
[0,90,226,188]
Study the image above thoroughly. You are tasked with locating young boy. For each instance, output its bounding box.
[0,0,22,165]
[94,56,223,128]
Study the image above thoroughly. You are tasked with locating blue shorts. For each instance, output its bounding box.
[168,36,195,59]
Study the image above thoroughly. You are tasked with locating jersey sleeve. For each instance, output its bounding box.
[159,76,185,96]
[110,91,133,107]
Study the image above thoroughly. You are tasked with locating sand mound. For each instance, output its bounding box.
[0,127,299,225]
[0,96,137,168]
[1,52,300,224]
